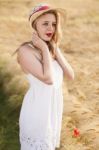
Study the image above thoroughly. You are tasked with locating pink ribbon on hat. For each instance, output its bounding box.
[29,5,50,21]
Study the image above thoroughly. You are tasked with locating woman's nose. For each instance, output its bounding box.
[47,24,53,31]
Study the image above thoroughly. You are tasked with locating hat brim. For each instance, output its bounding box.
[29,7,67,29]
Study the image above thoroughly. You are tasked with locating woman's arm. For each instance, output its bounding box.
[17,44,54,85]
[55,47,74,80]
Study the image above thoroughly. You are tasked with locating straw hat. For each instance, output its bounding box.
[28,3,66,29]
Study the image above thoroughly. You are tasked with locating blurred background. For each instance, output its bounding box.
[0,0,99,150]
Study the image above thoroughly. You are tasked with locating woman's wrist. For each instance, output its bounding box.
[40,46,49,52]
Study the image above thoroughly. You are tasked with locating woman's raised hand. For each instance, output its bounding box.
[32,32,48,51]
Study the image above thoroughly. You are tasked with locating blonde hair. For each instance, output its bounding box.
[32,9,62,58]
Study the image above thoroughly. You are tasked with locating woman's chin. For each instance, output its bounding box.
[43,38,52,42]
[45,39,51,42]
[40,35,52,42]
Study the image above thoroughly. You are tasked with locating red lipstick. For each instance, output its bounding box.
[46,33,52,37]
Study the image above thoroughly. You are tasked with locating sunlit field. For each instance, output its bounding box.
[0,0,99,150]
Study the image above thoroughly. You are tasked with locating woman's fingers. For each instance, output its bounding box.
[32,32,48,50]
[32,33,39,40]
[32,33,41,48]
[32,31,38,37]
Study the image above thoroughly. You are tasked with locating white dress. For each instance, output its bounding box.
[19,60,64,150]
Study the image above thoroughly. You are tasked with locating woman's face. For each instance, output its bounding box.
[35,13,57,41]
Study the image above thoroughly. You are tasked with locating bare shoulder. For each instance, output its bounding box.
[17,43,33,55]
[17,43,42,61]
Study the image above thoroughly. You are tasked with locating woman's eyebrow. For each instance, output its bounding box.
[43,21,56,23]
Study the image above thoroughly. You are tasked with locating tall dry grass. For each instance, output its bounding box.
[0,0,99,149]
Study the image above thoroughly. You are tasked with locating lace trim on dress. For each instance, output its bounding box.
[20,132,56,150]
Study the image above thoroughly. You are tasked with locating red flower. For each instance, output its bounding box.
[73,128,80,137]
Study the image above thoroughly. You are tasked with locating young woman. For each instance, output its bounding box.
[15,3,74,150]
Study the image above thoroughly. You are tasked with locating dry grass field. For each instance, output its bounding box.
[0,0,99,150]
